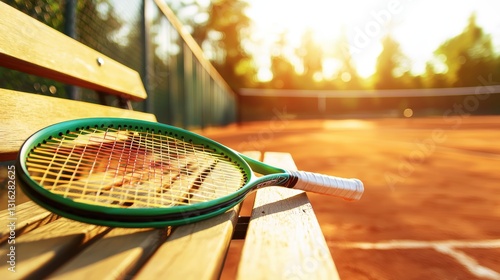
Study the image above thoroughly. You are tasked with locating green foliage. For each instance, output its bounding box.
[373,35,410,89]
[167,0,254,90]
[268,55,296,89]
[185,3,500,91]
[4,0,65,31]
[165,1,500,91]
[203,0,254,90]
[430,13,499,88]
[255,11,500,90]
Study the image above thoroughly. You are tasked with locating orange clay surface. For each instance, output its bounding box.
[201,116,500,280]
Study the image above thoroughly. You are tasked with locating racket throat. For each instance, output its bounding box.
[252,173,295,191]
[283,172,299,188]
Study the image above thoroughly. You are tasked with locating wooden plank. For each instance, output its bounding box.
[0,89,157,161]
[236,152,340,280]
[240,151,262,163]
[0,2,147,101]
[0,218,108,279]
[232,151,261,230]
[218,151,261,279]
[262,152,299,170]
[49,228,167,279]
[134,155,251,280]
[135,208,240,280]
[0,201,58,244]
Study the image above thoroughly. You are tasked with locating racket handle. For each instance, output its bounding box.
[288,170,364,200]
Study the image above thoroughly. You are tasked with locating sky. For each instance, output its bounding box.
[244,0,500,81]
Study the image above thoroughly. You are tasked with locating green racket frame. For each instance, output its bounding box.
[16,118,293,227]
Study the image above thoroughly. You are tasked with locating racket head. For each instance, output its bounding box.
[16,118,255,227]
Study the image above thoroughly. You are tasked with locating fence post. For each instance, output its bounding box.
[142,0,153,113]
[63,0,78,100]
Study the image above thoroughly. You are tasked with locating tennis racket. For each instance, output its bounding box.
[16,118,363,227]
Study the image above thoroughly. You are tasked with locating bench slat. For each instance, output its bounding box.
[44,153,240,279]
[0,201,58,243]
[0,2,147,101]
[0,219,108,279]
[0,90,156,161]
[134,207,240,280]
[49,228,167,279]
[133,153,254,279]
[236,152,340,280]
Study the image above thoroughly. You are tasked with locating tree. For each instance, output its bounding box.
[295,29,323,87]
[268,54,297,89]
[373,34,411,89]
[330,28,363,90]
[191,0,254,90]
[432,13,498,87]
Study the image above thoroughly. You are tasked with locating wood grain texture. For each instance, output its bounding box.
[131,152,263,280]
[0,2,147,100]
[236,152,340,280]
[0,90,156,161]
[0,218,108,279]
[0,201,58,243]
[50,228,167,280]
[134,207,240,280]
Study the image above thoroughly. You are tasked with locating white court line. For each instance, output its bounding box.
[330,239,500,280]
[434,245,500,280]
[331,239,500,249]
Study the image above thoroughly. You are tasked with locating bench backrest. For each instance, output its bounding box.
[0,2,147,100]
[0,2,156,161]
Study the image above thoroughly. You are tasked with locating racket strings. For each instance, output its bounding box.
[26,126,246,208]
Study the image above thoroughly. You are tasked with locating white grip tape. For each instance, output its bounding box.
[288,170,364,200]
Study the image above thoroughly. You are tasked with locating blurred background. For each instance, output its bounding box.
[1,0,500,123]
[1,1,500,279]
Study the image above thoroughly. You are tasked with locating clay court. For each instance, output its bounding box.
[203,115,500,279]
[1,115,498,279]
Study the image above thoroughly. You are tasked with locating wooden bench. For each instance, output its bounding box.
[0,3,339,279]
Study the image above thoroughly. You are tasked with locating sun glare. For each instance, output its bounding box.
[246,0,371,80]
[245,0,500,82]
